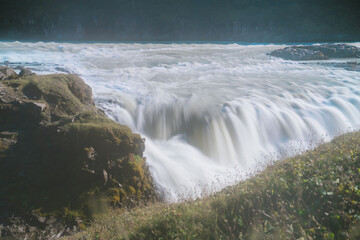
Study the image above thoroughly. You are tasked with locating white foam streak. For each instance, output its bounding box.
[1,41,360,201]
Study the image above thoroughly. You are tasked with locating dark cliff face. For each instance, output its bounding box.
[1,0,360,42]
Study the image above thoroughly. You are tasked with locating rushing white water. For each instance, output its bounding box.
[1,41,360,201]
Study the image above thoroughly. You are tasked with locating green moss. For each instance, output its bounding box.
[119,189,127,202]
[64,121,132,143]
[0,139,9,152]
[133,154,143,163]
[128,155,145,180]
[4,74,94,120]
[107,188,121,205]
[128,186,136,195]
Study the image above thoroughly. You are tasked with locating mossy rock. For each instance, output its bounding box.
[2,74,95,123]
[0,69,156,236]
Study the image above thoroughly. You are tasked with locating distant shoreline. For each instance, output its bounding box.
[1,40,360,45]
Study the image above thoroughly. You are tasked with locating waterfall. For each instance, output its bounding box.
[1,41,360,201]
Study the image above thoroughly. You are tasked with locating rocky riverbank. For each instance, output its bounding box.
[0,67,156,239]
[64,131,360,240]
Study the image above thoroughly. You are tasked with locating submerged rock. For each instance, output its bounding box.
[307,61,360,72]
[0,67,156,239]
[268,44,360,61]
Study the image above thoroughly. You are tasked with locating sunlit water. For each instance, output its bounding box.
[1,41,360,201]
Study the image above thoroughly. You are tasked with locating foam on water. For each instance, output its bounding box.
[1,41,360,201]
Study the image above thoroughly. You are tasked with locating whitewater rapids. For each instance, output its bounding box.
[1,41,360,201]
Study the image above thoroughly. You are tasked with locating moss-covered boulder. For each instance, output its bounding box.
[0,68,156,239]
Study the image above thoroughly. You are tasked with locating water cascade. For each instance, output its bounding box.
[1,42,360,201]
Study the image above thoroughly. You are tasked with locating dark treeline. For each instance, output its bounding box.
[1,0,360,42]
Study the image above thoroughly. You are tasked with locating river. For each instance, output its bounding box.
[1,41,360,201]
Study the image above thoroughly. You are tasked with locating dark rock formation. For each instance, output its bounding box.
[269,44,360,61]
[0,66,18,80]
[18,68,34,78]
[269,47,329,61]
[0,68,156,239]
[308,44,360,58]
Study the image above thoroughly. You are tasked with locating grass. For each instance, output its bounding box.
[62,131,360,240]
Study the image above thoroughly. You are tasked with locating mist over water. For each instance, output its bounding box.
[1,42,360,201]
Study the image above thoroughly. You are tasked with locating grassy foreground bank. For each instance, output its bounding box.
[64,131,360,240]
